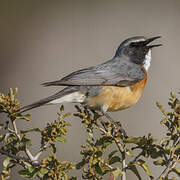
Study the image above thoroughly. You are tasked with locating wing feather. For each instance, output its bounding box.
[42,58,145,87]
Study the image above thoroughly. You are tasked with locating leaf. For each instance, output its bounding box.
[40,167,48,175]
[50,143,56,153]
[22,114,31,121]
[160,137,171,146]
[153,159,165,166]
[124,136,146,145]
[108,150,118,160]
[136,159,154,178]
[18,167,39,178]
[111,168,122,180]
[76,159,87,169]
[55,136,66,142]
[94,162,103,175]
[127,165,141,180]
[172,168,180,176]
[18,169,31,178]
[60,105,64,112]
[9,88,14,102]
[3,157,11,168]
[109,156,121,165]
[160,117,168,124]
[0,123,3,130]
[13,88,18,95]
[126,149,134,157]
[95,150,103,158]
[20,127,41,134]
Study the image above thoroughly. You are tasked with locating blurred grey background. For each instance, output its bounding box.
[0,0,180,179]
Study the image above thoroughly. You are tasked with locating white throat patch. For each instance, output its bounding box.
[143,49,151,71]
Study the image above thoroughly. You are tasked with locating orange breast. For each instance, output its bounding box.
[87,74,147,112]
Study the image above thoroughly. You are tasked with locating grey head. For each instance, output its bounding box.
[114,36,162,70]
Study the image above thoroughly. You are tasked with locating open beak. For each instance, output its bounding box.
[144,36,162,48]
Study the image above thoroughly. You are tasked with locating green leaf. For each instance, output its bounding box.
[3,157,11,168]
[95,150,103,158]
[126,149,134,157]
[60,105,64,112]
[172,168,180,176]
[13,88,18,95]
[0,123,3,130]
[127,165,141,180]
[55,136,66,142]
[50,143,56,153]
[124,136,146,145]
[18,167,39,178]
[109,156,121,165]
[108,150,118,160]
[94,162,103,175]
[20,127,41,134]
[21,114,31,121]
[40,167,48,175]
[153,159,165,166]
[20,137,31,149]
[76,159,87,169]
[160,117,168,124]
[160,137,171,146]
[9,88,14,102]
[18,169,31,178]
[111,168,123,179]
[136,159,154,178]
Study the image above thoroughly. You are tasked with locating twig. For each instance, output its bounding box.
[121,151,126,180]
[34,142,49,161]
[0,148,30,168]
[156,139,180,180]
[11,118,37,163]
[98,117,126,180]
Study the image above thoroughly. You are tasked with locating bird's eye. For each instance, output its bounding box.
[129,42,136,47]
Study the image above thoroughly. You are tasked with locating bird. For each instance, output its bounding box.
[21,36,162,116]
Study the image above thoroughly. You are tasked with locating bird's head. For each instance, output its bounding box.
[115,36,162,70]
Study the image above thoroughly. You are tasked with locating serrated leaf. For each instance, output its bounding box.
[20,127,41,134]
[136,159,154,178]
[55,136,66,142]
[127,165,141,180]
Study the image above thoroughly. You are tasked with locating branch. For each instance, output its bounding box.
[156,139,180,179]
[0,148,30,168]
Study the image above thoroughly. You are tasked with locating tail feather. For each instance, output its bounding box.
[41,80,61,87]
[20,87,80,113]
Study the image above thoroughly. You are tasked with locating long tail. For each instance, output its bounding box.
[20,87,84,113]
